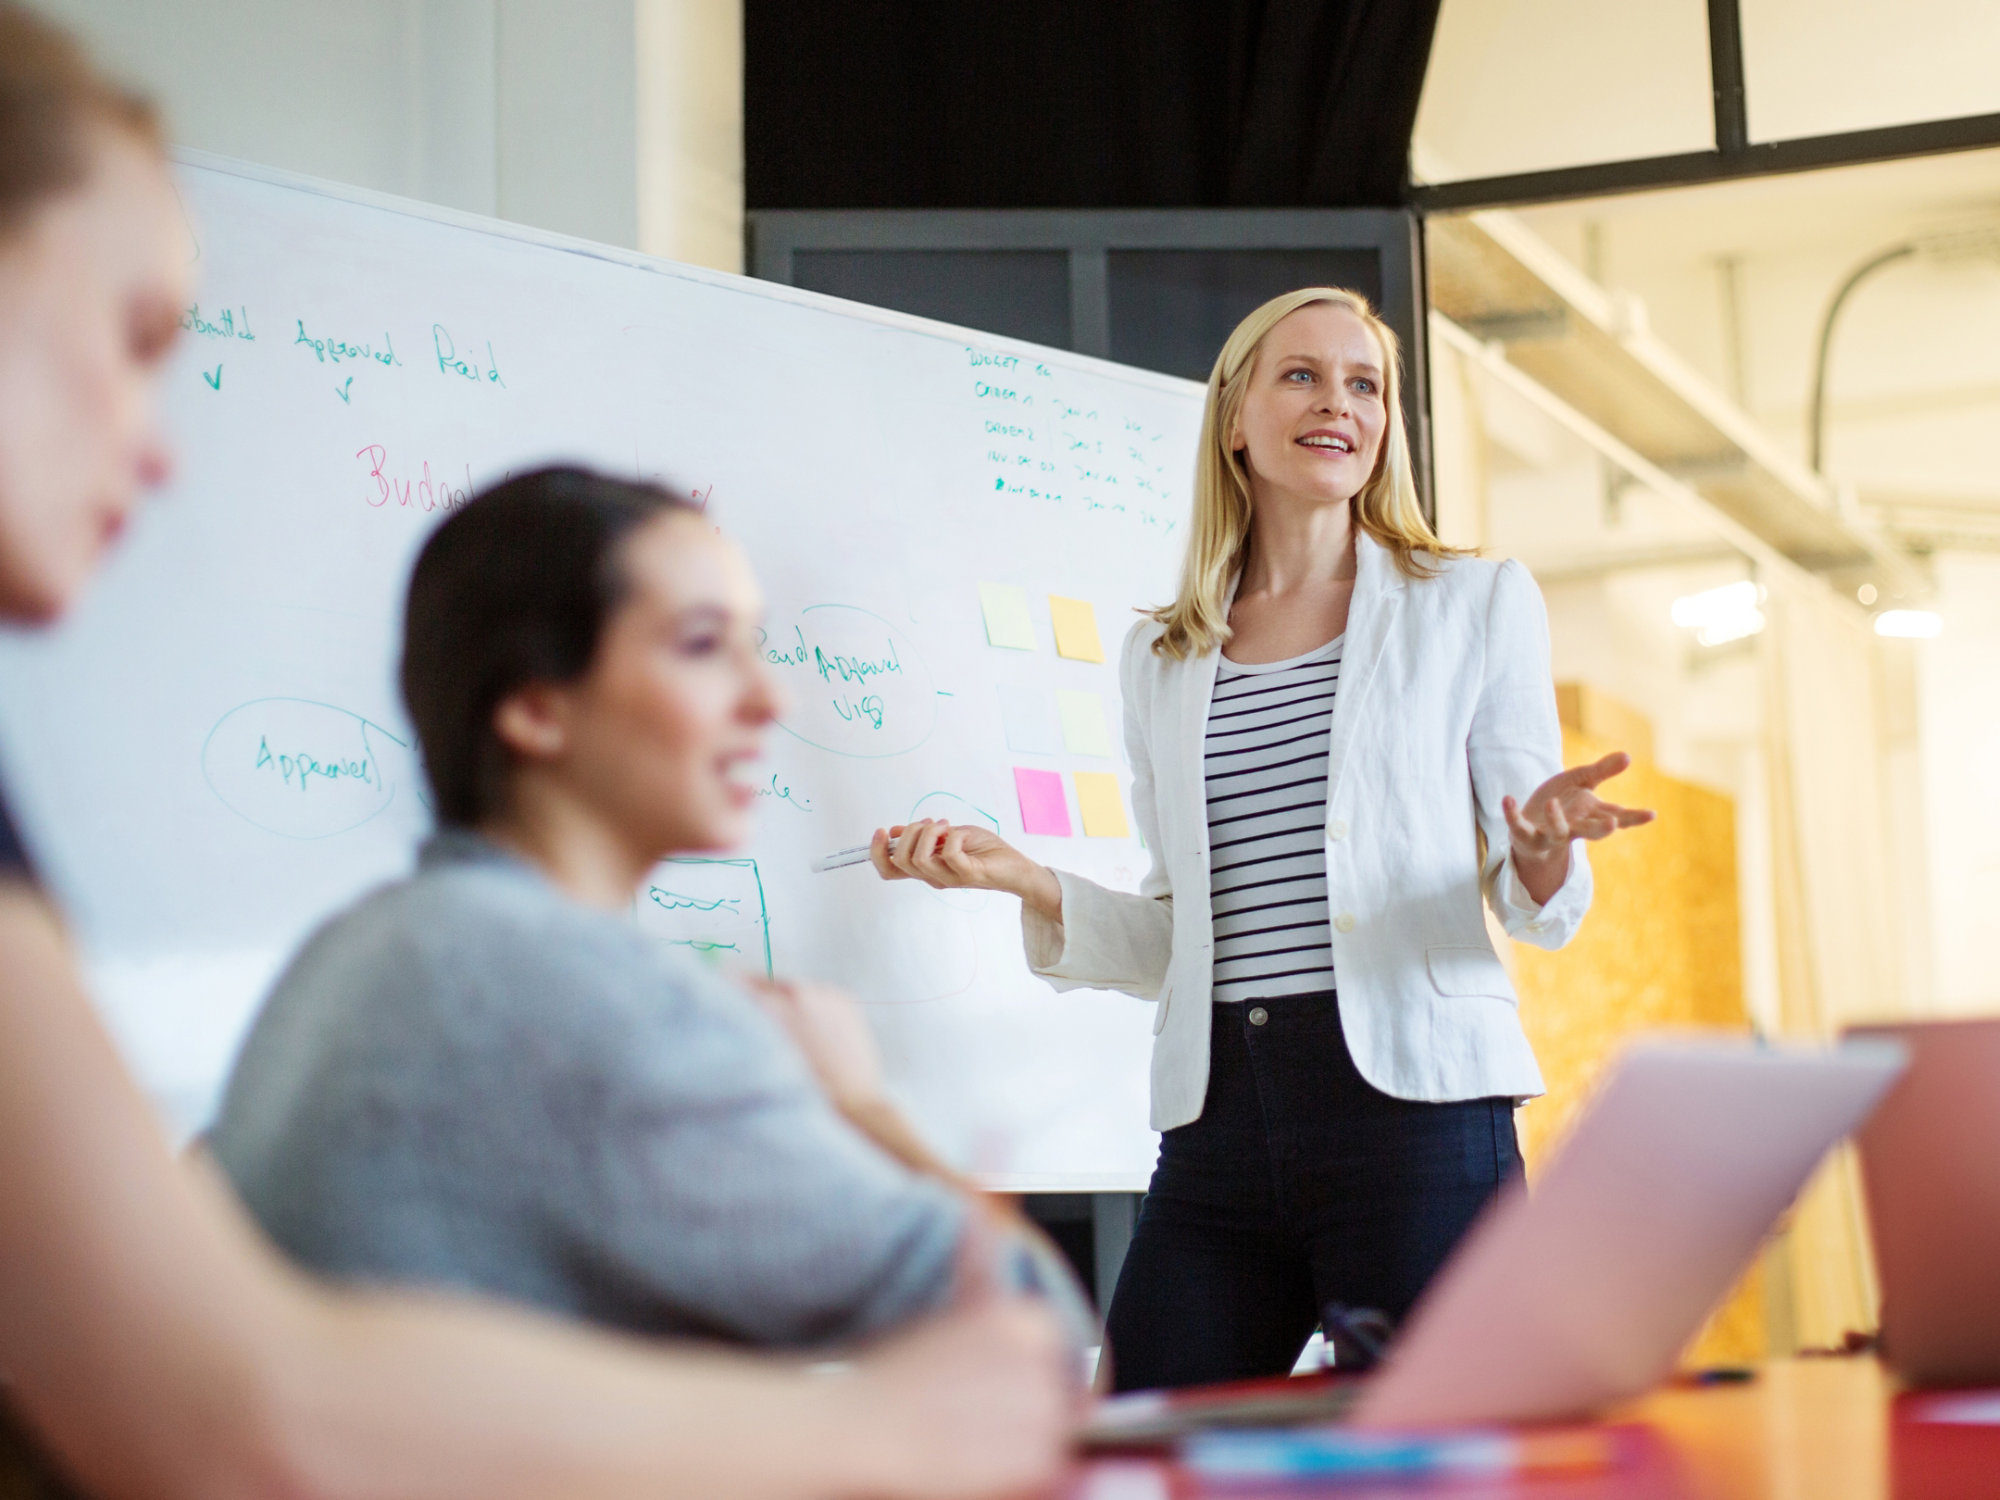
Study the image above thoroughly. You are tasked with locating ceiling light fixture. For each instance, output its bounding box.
[1671,580,1766,647]
[1873,610,1943,639]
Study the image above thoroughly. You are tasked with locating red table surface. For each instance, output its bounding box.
[1063,1361,2000,1499]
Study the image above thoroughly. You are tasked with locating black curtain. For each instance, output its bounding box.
[745,1,1445,210]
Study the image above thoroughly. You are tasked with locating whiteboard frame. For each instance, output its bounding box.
[173,149,1205,405]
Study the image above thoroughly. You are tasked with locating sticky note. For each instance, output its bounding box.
[1074,772,1130,838]
[1049,596,1105,662]
[978,583,1037,651]
[997,685,1062,755]
[1056,689,1114,757]
[1013,768,1072,837]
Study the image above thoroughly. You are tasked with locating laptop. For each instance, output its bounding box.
[1087,1036,1905,1443]
[1847,1017,2000,1388]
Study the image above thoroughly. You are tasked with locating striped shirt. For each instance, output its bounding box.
[1204,635,1343,1004]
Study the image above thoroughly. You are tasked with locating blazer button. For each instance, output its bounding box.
[1328,819,1349,841]
[1248,1006,1269,1026]
[1334,912,1357,933]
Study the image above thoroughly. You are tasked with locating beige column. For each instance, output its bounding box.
[636,0,744,273]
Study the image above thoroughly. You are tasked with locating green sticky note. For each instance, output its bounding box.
[978,582,1037,651]
[1056,689,1114,757]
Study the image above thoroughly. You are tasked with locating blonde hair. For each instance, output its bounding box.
[1149,287,1462,660]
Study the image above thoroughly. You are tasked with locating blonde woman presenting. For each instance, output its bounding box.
[872,288,1652,1393]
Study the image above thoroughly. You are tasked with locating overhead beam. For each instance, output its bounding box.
[1409,111,2000,214]
[1431,314,1905,613]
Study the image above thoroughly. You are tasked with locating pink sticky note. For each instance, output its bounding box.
[1013,767,1072,837]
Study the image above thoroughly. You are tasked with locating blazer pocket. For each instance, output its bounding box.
[1425,945,1516,1003]
[1152,981,1173,1035]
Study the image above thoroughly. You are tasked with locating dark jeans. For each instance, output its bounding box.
[1103,989,1521,1393]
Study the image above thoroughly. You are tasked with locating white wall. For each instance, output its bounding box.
[35,0,743,267]
[1916,553,2000,1014]
[1741,0,2000,141]
[1415,0,1714,183]
[1415,0,2000,184]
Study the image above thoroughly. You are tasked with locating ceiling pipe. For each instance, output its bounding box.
[1809,225,2000,473]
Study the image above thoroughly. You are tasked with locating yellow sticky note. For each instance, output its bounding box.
[1056,689,1114,757]
[978,582,1037,651]
[1049,596,1105,663]
[1074,771,1129,838]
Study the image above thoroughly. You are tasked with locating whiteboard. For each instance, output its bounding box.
[0,153,1203,1188]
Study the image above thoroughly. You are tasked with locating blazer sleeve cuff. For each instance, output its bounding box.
[1496,842,1593,949]
[1019,868,1172,997]
[1021,875,1072,974]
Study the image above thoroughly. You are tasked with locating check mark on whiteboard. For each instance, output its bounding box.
[335,376,353,403]
[202,365,222,390]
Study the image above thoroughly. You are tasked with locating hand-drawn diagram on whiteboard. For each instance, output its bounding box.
[637,857,773,976]
[907,789,1004,915]
[848,789,1003,1007]
[763,603,938,757]
[201,697,413,839]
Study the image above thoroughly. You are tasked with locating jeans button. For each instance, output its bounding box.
[1248,1006,1269,1026]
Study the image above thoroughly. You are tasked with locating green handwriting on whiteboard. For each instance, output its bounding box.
[181,303,255,341]
[638,857,771,976]
[433,323,506,388]
[202,698,411,841]
[762,604,937,759]
[295,318,400,368]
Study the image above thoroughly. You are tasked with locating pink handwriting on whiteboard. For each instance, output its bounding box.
[357,444,476,514]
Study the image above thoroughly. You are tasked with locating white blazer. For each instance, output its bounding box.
[1022,531,1591,1132]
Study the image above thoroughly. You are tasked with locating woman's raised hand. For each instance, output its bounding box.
[1503,751,1656,905]
[869,820,1064,920]
[742,976,886,1114]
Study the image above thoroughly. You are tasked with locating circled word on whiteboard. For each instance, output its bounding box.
[202,698,410,839]
[763,603,937,758]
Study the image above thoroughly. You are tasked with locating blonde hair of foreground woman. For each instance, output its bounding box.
[1149,286,1465,660]
[0,6,1073,1498]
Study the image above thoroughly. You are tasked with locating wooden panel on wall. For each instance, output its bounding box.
[1511,701,1759,1365]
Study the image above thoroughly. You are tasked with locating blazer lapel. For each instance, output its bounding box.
[1176,607,1227,866]
[1324,531,1405,813]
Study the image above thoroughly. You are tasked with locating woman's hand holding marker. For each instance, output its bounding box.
[869,820,1065,923]
[1503,751,1656,906]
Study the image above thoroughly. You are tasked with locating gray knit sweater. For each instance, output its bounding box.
[211,831,967,1347]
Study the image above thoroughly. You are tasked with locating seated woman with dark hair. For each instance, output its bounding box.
[0,5,1070,1494]
[211,468,1088,1349]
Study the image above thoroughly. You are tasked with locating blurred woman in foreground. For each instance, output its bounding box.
[213,468,1091,1355]
[0,7,1071,1497]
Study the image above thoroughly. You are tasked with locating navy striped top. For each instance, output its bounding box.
[1203,635,1343,1003]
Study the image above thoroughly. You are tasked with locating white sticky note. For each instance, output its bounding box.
[997,685,1062,755]
[978,582,1038,651]
[1056,689,1114,758]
